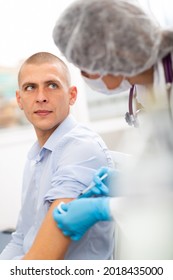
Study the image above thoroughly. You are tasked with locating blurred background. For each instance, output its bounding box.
[0,0,172,250]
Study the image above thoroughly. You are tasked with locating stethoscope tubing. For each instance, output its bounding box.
[126,53,173,126]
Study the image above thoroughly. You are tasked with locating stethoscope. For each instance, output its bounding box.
[125,53,173,127]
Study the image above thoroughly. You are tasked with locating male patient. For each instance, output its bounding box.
[0,52,114,260]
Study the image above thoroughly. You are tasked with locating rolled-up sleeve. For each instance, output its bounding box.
[44,131,113,204]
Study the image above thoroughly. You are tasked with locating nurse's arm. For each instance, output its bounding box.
[22,198,73,260]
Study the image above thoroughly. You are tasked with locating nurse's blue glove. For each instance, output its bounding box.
[53,197,111,241]
[79,166,117,198]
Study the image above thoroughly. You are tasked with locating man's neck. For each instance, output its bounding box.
[35,127,57,147]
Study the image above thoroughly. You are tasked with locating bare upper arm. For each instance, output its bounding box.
[22,198,73,260]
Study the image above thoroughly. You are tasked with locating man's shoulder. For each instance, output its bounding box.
[53,121,111,158]
[64,122,106,146]
[52,124,114,168]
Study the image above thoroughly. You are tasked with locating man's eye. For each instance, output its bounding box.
[48,83,58,89]
[25,85,34,91]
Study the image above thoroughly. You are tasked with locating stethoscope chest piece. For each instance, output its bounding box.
[125,111,139,128]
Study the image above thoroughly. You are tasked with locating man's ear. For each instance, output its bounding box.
[69,86,78,105]
[16,90,23,110]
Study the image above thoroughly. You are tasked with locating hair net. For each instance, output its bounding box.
[53,0,173,77]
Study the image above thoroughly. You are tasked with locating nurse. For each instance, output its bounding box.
[52,0,173,257]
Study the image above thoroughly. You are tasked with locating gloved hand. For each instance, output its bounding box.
[53,197,111,241]
[80,166,117,198]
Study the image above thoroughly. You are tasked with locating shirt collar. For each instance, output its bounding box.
[44,114,77,151]
[28,114,77,161]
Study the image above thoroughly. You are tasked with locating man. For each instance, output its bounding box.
[0,52,114,260]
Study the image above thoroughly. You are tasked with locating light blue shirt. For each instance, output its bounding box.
[0,114,114,260]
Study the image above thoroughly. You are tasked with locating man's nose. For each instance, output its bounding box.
[36,89,48,103]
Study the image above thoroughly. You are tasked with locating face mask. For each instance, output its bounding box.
[83,76,131,95]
